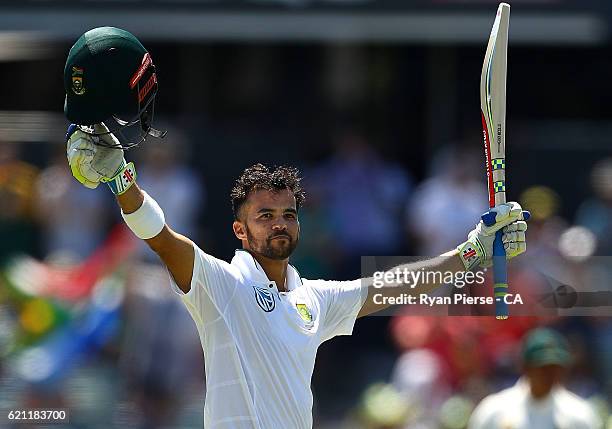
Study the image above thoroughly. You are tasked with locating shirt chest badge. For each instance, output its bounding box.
[253,286,275,312]
[296,303,313,327]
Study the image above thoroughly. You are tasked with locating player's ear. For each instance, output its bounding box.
[233,220,247,241]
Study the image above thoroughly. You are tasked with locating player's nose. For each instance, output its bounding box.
[272,220,288,231]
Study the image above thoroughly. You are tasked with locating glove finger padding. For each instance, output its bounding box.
[502,221,528,233]
[504,241,526,257]
[502,230,526,244]
[502,221,527,259]
[67,131,104,186]
[92,145,125,178]
[89,123,125,178]
[65,123,126,189]
[69,151,98,188]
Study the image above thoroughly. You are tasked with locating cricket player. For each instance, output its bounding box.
[468,328,602,429]
[63,27,529,429]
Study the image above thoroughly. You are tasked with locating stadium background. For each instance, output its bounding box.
[1,0,612,427]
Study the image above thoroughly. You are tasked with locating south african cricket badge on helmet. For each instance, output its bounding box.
[71,66,86,95]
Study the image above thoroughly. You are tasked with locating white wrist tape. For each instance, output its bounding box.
[121,191,165,240]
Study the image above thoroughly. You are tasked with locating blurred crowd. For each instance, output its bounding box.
[1,124,612,428]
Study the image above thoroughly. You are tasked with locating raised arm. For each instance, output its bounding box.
[66,124,196,293]
[358,202,529,317]
[357,250,464,317]
[117,183,195,293]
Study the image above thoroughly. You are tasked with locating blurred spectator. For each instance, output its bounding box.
[519,185,566,260]
[291,191,339,279]
[34,146,112,261]
[406,146,486,256]
[576,158,612,255]
[468,328,602,429]
[308,129,412,275]
[391,347,451,428]
[572,160,612,398]
[0,142,39,262]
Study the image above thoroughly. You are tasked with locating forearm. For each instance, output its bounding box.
[116,182,145,214]
[369,250,464,292]
[358,250,465,317]
[67,126,195,292]
[115,181,167,252]
[115,182,194,292]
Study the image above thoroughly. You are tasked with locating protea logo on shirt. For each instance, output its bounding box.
[253,286,275,312]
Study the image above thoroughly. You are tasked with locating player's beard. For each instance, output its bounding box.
[245,225,298,260]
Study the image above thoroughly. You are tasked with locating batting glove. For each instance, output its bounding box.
[457,201,529,271]
[66,123,138,195]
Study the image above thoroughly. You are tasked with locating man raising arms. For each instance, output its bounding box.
[64,27,528,429]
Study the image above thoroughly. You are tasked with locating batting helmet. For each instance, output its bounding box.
[64,26,166,149]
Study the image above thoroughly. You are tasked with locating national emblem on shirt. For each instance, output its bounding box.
[253,286,276,312]
[296,303,314,329]
[296,303,312,323]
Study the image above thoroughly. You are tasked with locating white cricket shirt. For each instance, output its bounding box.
[170,246,368,429]
[468,378,602,429]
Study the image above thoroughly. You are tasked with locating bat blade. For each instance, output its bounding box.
[480,3,510,319]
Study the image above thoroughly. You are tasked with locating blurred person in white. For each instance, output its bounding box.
[119,127,206,428]
[468,328,602,429]
[35,145,111,260]
[407,146,487,256]
[576,158,612,255]
[391,347,450,429]
[388,315,455,429]
[63,27,528,429]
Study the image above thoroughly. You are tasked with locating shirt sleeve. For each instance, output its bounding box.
[169,243,238,317]
[306,279,368,343]
[468,396,498,429]
[574,400,603,429]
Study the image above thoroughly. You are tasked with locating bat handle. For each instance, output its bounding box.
[481,209,530,319]
[492,230,508,319]
[480,210,508,318]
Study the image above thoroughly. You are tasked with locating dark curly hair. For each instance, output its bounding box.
[231,164,306,220]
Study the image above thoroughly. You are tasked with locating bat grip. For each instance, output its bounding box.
[492,230,508,318]
[481,210,529,318]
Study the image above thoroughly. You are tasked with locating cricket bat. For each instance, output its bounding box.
[480,3,510,319]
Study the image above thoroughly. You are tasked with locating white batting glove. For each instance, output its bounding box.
[457,202,529,271]
[66,123,126,189]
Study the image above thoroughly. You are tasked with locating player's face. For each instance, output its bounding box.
[235,189,300,260]
[525,364,565,398]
